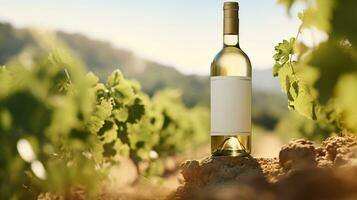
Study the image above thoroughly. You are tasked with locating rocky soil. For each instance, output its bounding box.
[168,136,357,200]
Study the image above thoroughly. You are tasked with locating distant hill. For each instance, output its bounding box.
[0,22,209,106]
[0,23,32,64]
[252,68,282,93]
[57,31,210,107]
[0,22,284,112]
[56,32,283,106]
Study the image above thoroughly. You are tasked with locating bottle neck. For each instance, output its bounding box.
[223,4,239,48]
[224,34,239,47]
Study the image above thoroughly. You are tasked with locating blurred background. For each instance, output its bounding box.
[1,0,345,199]
[0,0,313,156]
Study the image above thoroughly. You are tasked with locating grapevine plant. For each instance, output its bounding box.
[273,0,357,139]
[0,32,208,199]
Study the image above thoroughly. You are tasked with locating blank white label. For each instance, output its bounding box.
[211,76,251,136]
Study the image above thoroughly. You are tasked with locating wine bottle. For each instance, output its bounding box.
[211,2,252,156]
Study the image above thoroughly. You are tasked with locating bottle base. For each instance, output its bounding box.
[211,135,251,157]
[212,149,250,157]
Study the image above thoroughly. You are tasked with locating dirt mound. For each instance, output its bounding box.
[169,136,357,200]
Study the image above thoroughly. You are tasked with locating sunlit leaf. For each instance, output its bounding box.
[309,41,356,104]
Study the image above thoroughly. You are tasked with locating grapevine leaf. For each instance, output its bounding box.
[331,0,357,46]
[95,83,109,99]
[276,63,293,93]
[286,76,293,101]
[47,95,78,136]
[87,99,112,134]
[288,101,295,110]
[289,80,299,100]
[128,79,142,93]
[0,109,12,131]
[292,83,317,120]
[308,41,356,104]
[0,66,12,98]
[127,98,145,124]
[294,42,309,60]
[99,120,117,143]
[274,38,295,63]
[114,141,130,158]
[274,0,357,134]
[302,0,335,32]
[335,74,357,130]
[144,159,164,176]
[312,103,317,120]
[281,55,289,63]
[273,38,296,78]
[116,121,128,137]
[86,72,99,87]
[102,141,116,158]
[98,120,114,137]
[106,70,123,87]
[112,81,135,104]
[112,107,129,122]
[277,0,295,11]
[297,12,304,21]
[272,63,283,77]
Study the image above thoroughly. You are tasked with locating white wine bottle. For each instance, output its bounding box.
[211,2,252,156]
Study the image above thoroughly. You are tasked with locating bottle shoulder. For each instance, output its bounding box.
[213,47,251,65]
[211,47,252,76]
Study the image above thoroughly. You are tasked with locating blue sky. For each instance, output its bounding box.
[0,0,302,75]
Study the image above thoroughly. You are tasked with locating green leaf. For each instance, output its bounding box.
[106,70,123,87]
[297,12,304,21]
[126,98,145,124]
[331,0,357,46]
[98,120,114,137]
[302,0,335,32]
[286,76,293,101]
[112,107,128,122]
[0,66,12,98]
[86,72,99,86]
[277,0,295,11]
[114,141,130,158]
[292,83,317,120]
[309,41,356,104]
[294,42,309,59]
[87,99,113,134]
[102,141,116,158]
[0,109,12,131]
[144,159,164,177]
[111,80,135,105]
[290,80,299,100]
[273,38,295,68]
[287,79,299,101]
[272,63,283,77]
[273,0,357,134]
[335,73,357,130]
[276,63,293,93]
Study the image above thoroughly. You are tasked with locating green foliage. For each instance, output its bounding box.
[252,91,288,130]
[0,33,101,199]
[274,0,357,138]
[151,90,209,156]
[276,111,334,142]
[0,32,209,199]
[273,37,318,120]
[309,41,356,104]
[273,38,295,77]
